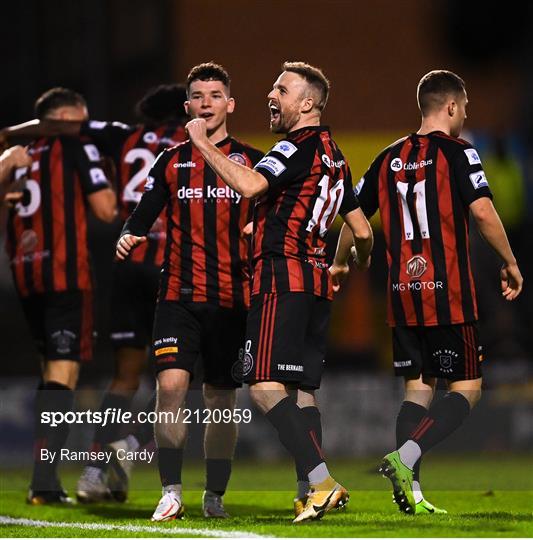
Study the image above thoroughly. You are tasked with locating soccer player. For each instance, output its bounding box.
[116,63,263,520]
[2,84,189,503]
[4,88,116,504]
[185,61,373,522]
[332,70,523,514]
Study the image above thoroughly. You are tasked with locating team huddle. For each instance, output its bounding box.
[0,62,523,522]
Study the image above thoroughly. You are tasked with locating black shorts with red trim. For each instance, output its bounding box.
[19,290,94,362]
[392,322,483,381]
[242,292,331,389]
[109,261,159,349]
[151,300,247,388]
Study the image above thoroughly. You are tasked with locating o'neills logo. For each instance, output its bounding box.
[406,255,427,279]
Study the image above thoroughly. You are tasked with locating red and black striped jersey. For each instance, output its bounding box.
[356,131,493,327]
[252,126,359,300]
[6,136,111,297]
[80,120,186,267]
[122,137,264,308]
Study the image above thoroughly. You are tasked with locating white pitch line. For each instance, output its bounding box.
[0,515,272,538]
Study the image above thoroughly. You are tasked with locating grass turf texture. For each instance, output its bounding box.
[1,456,531,537]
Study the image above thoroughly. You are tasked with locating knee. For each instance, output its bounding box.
[203,385,236,409]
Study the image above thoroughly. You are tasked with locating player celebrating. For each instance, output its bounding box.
[5,88,116,504]
[332,70,523,514]
[116,63,263,520]
[2,84,189,503]
[186,61,373,522]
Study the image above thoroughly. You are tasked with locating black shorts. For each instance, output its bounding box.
[392,322,483,381]
[242,292,331,390]
[151,300,247,388]
[20,290,94,362]
[109,261,160,349]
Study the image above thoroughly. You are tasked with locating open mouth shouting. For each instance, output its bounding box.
[269,102,280,123]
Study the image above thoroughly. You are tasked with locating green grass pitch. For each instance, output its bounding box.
[1,455,531,537]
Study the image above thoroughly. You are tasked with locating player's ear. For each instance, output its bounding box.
[301,96,314,114]
[184,101,190,115]
[447,100,456,117]
[226,97,236,114]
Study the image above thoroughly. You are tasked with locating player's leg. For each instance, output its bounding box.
[202,384,236,518]
[291,295,348,522]
[293,388,322,515]
[150,300,200,521]
[199,305,245,517]
[77,262,149,502]
[28,290,92,505]
[101,263,161,501]
[387,322,483,513]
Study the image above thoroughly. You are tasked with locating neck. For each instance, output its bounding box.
[207,125,229,145]
[417,117,450,136]
[288,112,321,133]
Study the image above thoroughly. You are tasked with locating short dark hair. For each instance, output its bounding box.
[282,61,330,111]
[186,62,230,95]
[135,83,188,124]
[417,70,466,116]
[34,87,86,119]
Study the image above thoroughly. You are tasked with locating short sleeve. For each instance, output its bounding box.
[354,157,380,218]
[254,139,313,190]
[339,166,360,215]
[70,139,112,195]
[80,120,134,155]
[453,145,493,206]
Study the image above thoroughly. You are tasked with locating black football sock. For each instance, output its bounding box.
[205,459,232,496]
[296,406,322,483]
[89,392,132,470]
[158,447,184,488]
[31,381,74,491]
[134,392,156,448]
[410,392,471,454]
[396,401,426,481]
[265,397,324,478]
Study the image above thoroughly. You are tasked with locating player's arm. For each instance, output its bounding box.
[0,119,81,144]
[116,151,171,260]
[470,197,523,300]
[186,119,268,198]
[454,145,522,300]
[0,146,32,184]
[72,139,116,223]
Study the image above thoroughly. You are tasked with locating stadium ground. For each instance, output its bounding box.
[1,455,531,537]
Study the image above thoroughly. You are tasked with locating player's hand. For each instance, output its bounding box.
[3,191,24,208]
[241,221,253,238]
[1,145,32,173]
[329,262,350,293]
[185,118,208,146]
[116,234,147,260]
[351,246,371,271]
[500,262,523,301]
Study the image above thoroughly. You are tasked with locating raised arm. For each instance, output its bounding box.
[186,118,268,198]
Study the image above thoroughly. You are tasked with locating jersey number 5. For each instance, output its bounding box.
[396,180,430,240]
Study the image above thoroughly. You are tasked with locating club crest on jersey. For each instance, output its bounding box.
[229,153,247,165]
[143,132,158,144]
[20,229,38,253]
[390,158,403,171]
[406,255,427,279]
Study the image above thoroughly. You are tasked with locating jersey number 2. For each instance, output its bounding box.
[123,148,155,203]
